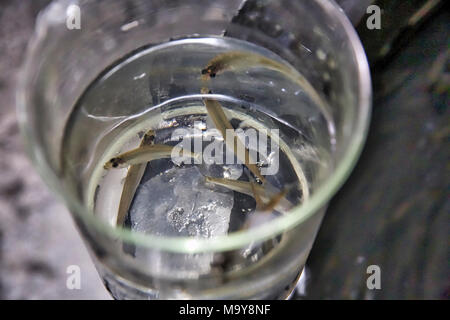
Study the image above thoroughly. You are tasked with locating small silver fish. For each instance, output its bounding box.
[251,181,265,209]
[104,144,199,170]
[202,51,292,78]
[203,97,266,183]
[201,51,334,133]
[205,176,292,212]
[206,176,290,230]
[116,129,155,227]
[258,188,288,213]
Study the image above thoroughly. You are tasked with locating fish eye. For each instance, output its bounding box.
[109,158,119,167]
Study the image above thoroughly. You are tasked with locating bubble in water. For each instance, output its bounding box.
[223,165,243,179]
[167,207,185,231]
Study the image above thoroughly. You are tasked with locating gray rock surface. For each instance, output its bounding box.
[0,0,110,299]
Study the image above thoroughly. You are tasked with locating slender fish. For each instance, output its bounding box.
[201,53,266,183]
[104,144,199,170]
[205,176,293,212]
[240,188,290,230]
[116,130,155,227]
[202,51,334,134]
[203,98,266,183]
[258,188,288,213]
[251,181,265,209]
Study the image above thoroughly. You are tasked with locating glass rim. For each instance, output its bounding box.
[16,0,372,254]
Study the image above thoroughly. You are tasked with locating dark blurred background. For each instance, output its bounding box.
[0,0,448,299]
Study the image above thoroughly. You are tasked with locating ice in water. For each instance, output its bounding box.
[129,166,234,276]
[130,166,234,238]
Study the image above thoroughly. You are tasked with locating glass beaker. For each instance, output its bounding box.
[17,0,371,299]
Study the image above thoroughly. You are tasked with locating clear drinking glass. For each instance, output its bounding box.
[17,0,371,299]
